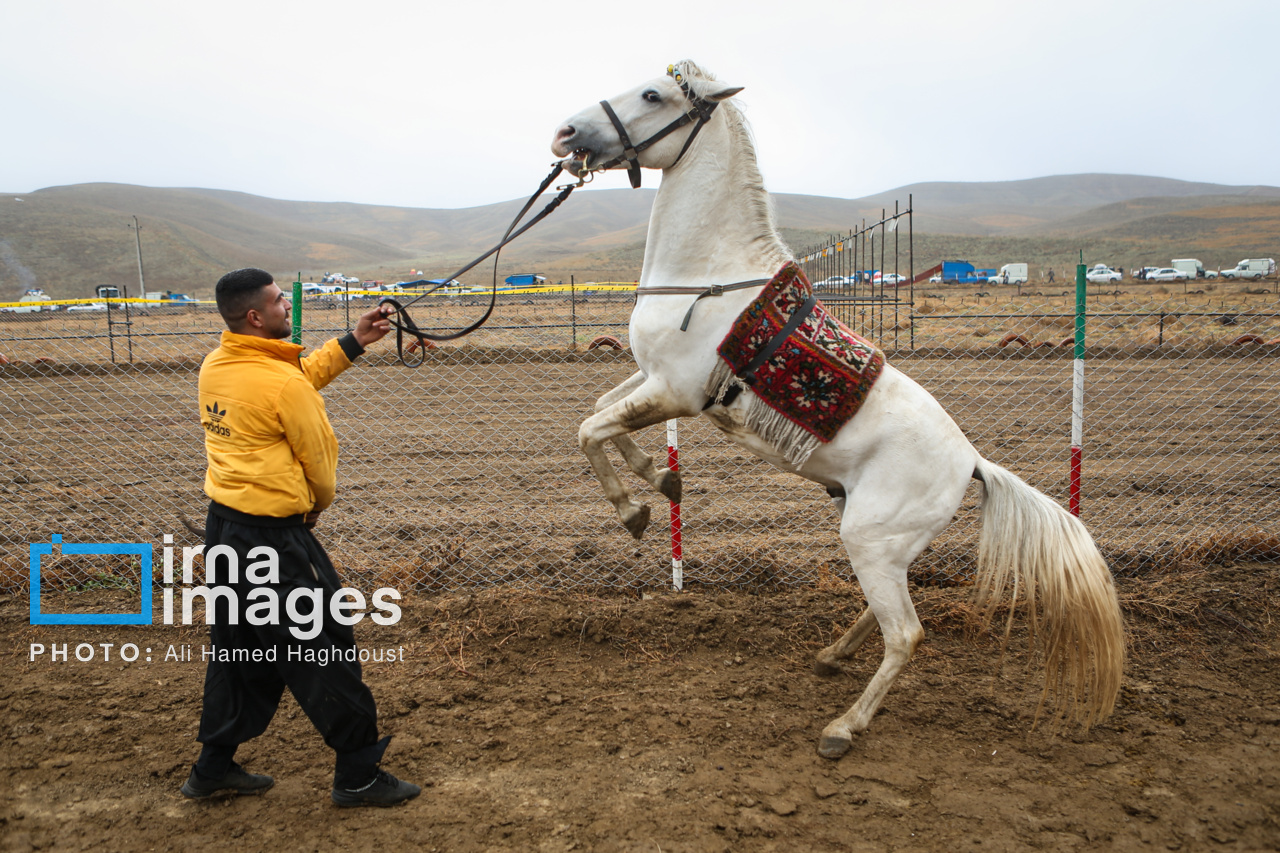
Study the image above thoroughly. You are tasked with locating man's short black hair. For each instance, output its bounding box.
[216,268,274,329]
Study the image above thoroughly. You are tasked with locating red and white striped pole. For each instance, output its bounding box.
[1070,255,1086,516]
[666,419,683,590]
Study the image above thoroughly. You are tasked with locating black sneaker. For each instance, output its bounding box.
[331,769,421,808]
[180,762,274,799]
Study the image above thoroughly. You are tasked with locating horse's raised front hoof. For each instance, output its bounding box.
[817,733,853,760]
[655,468,682,504]
[813,658,843,678]
[622,503,651,540]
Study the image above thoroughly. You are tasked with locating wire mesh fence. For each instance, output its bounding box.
[3,264,1278,599]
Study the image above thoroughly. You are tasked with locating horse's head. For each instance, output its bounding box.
[551,61,743,187]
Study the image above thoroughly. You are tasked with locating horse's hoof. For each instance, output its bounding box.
[622,504,651,540]
[817,734,852,760]
[813,658,842,678]
[656,468,682,504]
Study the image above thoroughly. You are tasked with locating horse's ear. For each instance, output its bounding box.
[705,85,744,102]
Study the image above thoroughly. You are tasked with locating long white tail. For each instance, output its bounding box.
[974,457,1125,725]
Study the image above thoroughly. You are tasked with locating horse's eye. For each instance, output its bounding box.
[642,90,661,104]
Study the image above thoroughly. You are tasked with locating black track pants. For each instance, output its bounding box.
[194,503,380,783]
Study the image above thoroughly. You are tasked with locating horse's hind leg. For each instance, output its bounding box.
[813,486,877,676]
[596,371,681,503]
[813,608,879,677]
[817,545,924,759]
[816,477,966,758]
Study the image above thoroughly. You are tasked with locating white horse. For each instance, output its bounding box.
[551,61,1124,758]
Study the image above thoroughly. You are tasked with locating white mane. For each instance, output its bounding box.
[675,60,792,267]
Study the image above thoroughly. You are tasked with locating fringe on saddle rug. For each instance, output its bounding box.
[706,261,886,468]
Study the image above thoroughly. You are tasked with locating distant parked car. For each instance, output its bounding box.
[815,276,851,289]
[880,273,908,286]
[1146,268,1188,282]
[1086,266,1122,284]
[928,273,943,284]
[67,302,108,312]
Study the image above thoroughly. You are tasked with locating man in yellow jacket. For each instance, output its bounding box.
[184,267,419,808]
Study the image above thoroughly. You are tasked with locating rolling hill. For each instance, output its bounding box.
[2,174,1277,300]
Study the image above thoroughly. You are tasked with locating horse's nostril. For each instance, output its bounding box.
[557,125,576,142]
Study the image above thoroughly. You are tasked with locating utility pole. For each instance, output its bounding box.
[129,215,146,298]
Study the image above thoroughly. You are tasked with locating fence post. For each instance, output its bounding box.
[124,284,134,363]
[909,193,914,351]
[570,275,577,350]
[666,419,683,591]
[1071,253,1086,517]
[105,288,117,365]
[292,274,302,345]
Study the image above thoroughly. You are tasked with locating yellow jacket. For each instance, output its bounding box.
[199,330,362,517]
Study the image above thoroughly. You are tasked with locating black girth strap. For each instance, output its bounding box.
[670,279,770,331]
[704,293,819,410]
[599,100,642,189]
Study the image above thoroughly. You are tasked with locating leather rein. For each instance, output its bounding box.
[379,163,577,366]
[380,64,728,366]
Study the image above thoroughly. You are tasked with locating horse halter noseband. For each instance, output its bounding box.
[587,64,720,189]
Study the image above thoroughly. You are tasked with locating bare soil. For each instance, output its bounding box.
[3,561,1278,852]
[2,289,1278,851]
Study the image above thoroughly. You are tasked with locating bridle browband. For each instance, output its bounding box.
[586,64,721,189]
[378,64,723,364]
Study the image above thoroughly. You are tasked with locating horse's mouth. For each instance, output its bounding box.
[563,148,594,176]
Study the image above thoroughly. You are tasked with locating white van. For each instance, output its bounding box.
[1171,259,1209,279]
[991,263,1028,285]
[7,288,54,313]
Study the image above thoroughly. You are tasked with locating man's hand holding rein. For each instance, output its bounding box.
[352,303,394,350]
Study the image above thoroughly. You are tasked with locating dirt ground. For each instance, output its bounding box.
[3,560,1278,852]
[2,294,1278,851]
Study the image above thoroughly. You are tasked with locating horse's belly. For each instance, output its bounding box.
[701,364,975,491]
[701,403,813,477]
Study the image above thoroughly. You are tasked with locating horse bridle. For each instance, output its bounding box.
[584,64,722,189]
[379,64,723,364]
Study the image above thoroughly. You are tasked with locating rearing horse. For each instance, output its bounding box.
[551,61,1124,758]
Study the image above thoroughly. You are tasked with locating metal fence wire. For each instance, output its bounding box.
[3,238,1278,598]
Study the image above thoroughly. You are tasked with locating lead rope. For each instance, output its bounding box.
[382,64,716,365]
[380,163,578,366]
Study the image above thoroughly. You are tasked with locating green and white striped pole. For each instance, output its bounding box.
[292,273,302,345]
[1070,252,1085,516]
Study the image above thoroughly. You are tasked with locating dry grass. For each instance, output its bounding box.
[1168,527,1280,569]
[1115,570,1204,623]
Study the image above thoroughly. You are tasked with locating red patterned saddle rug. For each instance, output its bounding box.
[706,261,886,467]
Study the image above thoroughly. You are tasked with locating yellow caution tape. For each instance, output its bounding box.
[0,297,215,308]
[0,284,640,309]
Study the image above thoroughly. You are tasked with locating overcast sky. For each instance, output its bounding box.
[4,0,1276,209]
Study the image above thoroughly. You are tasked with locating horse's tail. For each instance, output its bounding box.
[973,456,1125,726]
